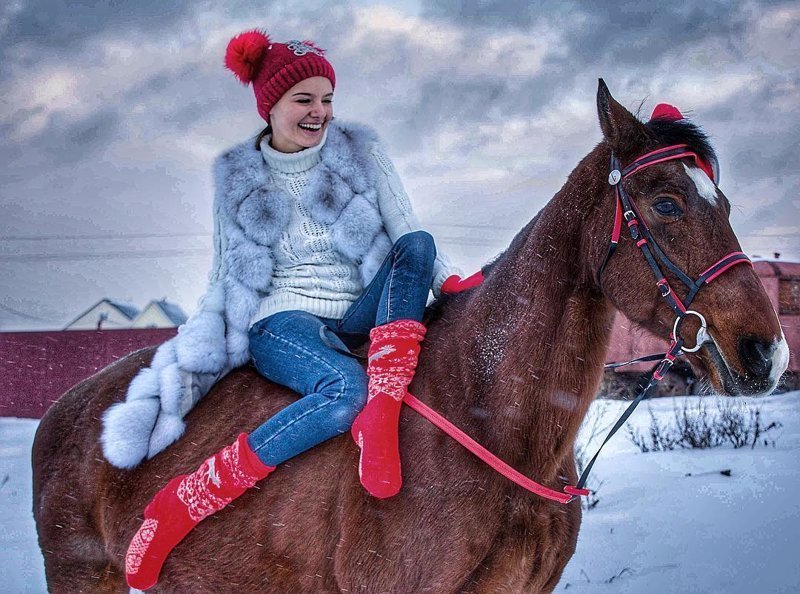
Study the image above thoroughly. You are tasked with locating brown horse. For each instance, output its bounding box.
[32,81,788,593]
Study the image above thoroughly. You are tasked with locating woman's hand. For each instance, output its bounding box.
[440,270,484,294]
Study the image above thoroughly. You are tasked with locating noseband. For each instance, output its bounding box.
[574,144,753,494]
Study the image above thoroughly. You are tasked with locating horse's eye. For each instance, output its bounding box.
[654,199,681,218]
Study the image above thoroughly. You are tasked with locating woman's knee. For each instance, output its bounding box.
[320,369,367,433]
[394,230,436,266]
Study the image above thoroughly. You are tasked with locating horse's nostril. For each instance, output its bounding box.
[738,337,774,378]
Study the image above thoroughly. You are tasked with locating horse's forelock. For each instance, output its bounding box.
[644,118,717,170]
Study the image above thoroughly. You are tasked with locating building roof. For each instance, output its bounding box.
[63,298,140,329]
[752,260,800,278]
[106,299,141,320]
[149,300,188,326]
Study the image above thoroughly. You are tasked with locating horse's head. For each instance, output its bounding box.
[591,80,788,396]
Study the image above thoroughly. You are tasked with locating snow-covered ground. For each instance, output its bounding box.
[3,392,799,593]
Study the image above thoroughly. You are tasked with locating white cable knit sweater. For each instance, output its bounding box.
[252,129,459,324]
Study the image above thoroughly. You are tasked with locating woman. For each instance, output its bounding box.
[119,29,478,590]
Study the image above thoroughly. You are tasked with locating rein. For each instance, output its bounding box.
[401,143,751,505]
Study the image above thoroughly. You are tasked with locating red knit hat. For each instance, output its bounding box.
[224,29,336,121]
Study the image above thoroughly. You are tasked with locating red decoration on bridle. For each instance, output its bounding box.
[648,103,719,182]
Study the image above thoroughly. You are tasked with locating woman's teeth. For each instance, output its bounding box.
[298,123,322,131]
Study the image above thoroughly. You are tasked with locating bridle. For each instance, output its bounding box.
[403,142,753,504]
[598,144,751,363]
[572,143,753,494]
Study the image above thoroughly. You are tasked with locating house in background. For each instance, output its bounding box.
[130,299,188,328]
[64,298,187,330]
[64,299,140,330]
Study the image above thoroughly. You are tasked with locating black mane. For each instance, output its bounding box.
[645,118,717,169]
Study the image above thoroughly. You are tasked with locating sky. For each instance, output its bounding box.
[1,0,798,330]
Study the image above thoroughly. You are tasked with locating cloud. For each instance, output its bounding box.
[0,0,197,53]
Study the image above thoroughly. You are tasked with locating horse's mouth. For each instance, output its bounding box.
[698,338,777,397]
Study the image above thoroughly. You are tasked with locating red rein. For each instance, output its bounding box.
[404,393,581,504]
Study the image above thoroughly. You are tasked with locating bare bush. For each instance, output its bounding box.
[627,397,781,453]
[627,407,680,452]
[716,400,782,449]
[675,398,724,449]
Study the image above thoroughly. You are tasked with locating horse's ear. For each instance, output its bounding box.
[597,79,647,154]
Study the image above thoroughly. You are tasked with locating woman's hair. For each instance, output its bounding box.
[255,124,272,150]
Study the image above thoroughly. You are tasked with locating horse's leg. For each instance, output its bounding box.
[456,499,581,594]
[37,497,127,594]
[33,389,128,594]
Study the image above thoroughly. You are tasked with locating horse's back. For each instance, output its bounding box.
[31,336,563,592]
[32,346,362,591]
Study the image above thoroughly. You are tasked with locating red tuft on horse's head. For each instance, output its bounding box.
[225,29,270,84]
[649,103,718,182]
[650,103,684,122]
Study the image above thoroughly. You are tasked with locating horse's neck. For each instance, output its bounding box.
[425,173,615,478]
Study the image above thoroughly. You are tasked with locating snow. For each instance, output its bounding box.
[0,418,46,593]
[561,392,800,592]
[3,392,800,593]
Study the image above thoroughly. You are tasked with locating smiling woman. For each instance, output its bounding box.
[86,27,465,590]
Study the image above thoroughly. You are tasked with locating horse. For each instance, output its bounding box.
[32,80,788,593]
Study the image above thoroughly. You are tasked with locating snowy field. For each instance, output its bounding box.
[2,392,799,593]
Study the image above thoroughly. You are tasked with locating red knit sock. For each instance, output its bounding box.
[351,320,426,499]
[125,433,274,590]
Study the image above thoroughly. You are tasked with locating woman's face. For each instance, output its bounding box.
[269,76,334,153]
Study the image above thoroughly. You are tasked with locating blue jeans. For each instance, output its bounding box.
[246,231,436,466]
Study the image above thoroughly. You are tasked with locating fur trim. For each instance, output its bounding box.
[236,186,291,245]
[330,190,383,260]
[227,329,251,367]
[214,140,269,218]
[302,166,353,225]
[101,398,160,469]
[147,412,186,459]
[225,232,274,293]
[198,282,225,313]
[158,363,184,416]
[150,340,176,370]
[126,368,159,401]
[174,309,227,373]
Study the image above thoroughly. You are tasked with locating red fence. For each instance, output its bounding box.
[0,328,175,418]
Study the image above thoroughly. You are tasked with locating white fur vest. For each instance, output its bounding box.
[101,121,393,469]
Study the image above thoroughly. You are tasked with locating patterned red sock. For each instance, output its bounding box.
[351,319,426,499]
[125,433,274,590]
